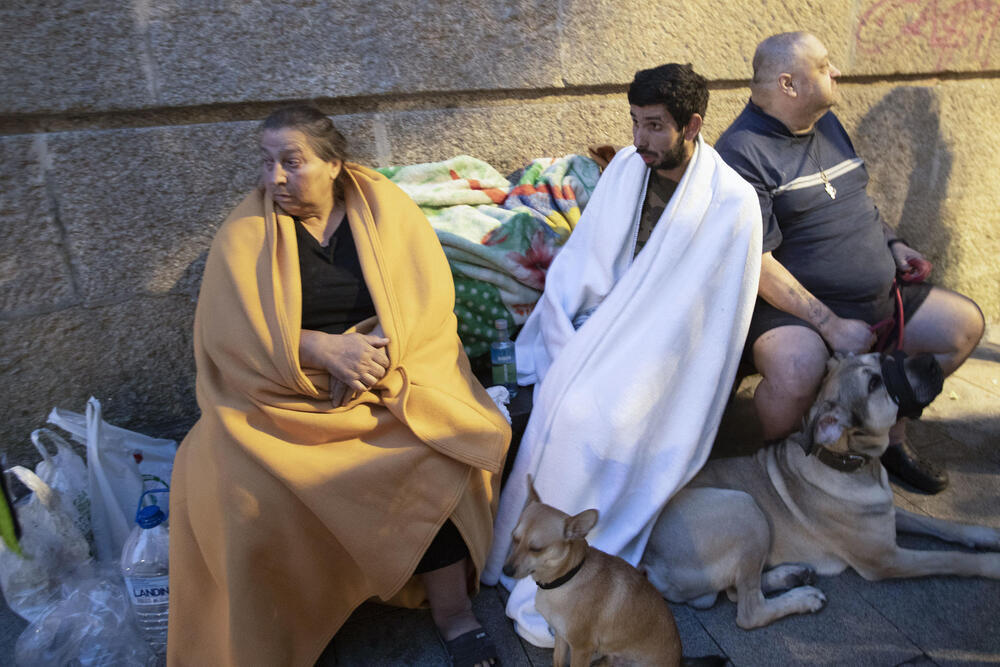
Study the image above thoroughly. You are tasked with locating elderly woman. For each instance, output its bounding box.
[167,105,510,666]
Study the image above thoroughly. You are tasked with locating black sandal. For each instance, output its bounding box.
[442,628,499,666]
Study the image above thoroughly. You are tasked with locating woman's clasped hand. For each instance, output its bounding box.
[299,329,390,406]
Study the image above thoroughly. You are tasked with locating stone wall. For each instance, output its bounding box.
[2,0,998,466]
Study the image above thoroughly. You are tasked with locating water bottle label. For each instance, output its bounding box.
[125,575,170,606]
[491,348,514,365]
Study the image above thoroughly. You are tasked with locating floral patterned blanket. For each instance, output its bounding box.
[377,155,600,357]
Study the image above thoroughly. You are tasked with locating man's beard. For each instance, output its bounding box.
[651,134,687,170]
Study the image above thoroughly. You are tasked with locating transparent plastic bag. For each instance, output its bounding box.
[30,429,91,546]
[0,467,91,623]
[14,563,156,667]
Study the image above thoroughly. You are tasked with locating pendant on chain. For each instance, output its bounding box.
[821,174,837,200]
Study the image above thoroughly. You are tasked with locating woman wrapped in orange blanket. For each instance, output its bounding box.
[167,105,510,667]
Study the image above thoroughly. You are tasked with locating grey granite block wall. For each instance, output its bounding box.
[1,0,997,467]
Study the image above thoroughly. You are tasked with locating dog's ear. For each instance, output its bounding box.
[564,508,599,540]
[525,474,541,505]
[827,354,846,372]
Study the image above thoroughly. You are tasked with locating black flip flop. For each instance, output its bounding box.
[442,628,499,666]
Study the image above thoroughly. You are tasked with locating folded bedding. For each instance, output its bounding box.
[377,154,600,356]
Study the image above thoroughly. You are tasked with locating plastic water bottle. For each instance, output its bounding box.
[121,489,170,658]
[490,318,518,398]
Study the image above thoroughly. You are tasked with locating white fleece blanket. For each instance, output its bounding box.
[481,138,762,646]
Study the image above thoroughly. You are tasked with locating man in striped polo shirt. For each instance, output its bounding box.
[715,32,984,493]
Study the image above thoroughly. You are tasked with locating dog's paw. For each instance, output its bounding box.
[788,585,827,613]
[689,592,720,609]
[762,563,816,593]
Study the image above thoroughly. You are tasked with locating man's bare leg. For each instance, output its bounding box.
[752,325,829,441]
[900,286,984,375]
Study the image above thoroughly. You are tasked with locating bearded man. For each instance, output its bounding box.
[483,63,763,646]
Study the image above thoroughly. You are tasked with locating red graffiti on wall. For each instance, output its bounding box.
[855,0,1000,69]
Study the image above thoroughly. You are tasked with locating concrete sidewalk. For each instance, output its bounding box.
[2,334,998,665]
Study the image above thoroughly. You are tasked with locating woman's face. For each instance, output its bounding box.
[259,128,342,218]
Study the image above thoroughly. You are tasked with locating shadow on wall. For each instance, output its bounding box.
[158,248,211,440]
[169,249,209,303]
[854,86,955,278]
[970,338,1000,364]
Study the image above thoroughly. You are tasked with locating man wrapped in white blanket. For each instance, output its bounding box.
[482,63,763,646]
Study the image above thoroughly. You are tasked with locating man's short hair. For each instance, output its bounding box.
[752,32,810,84]
[627,63,709,128]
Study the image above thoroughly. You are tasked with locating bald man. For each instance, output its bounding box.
[715,32,984,494]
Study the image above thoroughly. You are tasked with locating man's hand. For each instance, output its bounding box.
[889,240,924,272]
[819,315,876,354]
[299,329,390,407]
[889,241,932,282]
[759,252,875,353]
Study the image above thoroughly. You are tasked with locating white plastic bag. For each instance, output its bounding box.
[0,467,92,623]
[47,397,177,563]
[30,429,91,546]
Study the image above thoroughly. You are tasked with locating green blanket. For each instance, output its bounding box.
[377,154,600,356]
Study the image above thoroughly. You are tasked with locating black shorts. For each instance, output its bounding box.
[744,281,934,366]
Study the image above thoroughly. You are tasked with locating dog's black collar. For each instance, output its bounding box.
[816,446,870,473]
[536,556,586,590]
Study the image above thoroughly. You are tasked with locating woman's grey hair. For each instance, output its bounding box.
[261,104,350,197]
[261,104,349,165]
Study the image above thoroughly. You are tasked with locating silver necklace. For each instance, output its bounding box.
[808,136,837,200]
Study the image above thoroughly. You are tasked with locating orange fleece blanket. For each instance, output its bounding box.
[167,164,510,666]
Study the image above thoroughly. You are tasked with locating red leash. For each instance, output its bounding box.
[870,284,904,353]
[870,256,932,352]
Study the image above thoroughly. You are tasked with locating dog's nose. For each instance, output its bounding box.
[502,564,515,577]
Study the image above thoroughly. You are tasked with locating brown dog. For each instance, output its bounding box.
[502,476,682,667]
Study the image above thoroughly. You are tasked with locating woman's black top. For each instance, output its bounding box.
[295,215,469,571]
[295,216,376,334]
